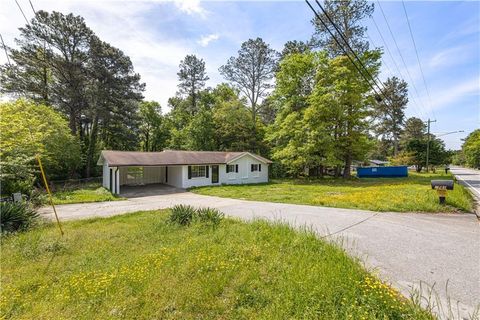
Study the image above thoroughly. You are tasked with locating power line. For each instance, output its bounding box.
[0,33,11,66]
[368,16,425,119]
[14,0,30,25]
[28,0,36,13]
[365,31,423,120]
[314,0,389,100]
[305,0,389,105]
[376,0,432,120]
[401,0,436,121]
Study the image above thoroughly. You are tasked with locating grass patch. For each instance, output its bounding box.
[191,172,473,213]
[1,210,433,319]
[50,183,125,205]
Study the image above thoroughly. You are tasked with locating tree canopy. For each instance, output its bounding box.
[0,99,82,194]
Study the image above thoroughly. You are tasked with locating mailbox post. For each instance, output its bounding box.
[431,180,454,204]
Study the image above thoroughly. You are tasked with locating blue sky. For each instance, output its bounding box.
[1,0,478,149]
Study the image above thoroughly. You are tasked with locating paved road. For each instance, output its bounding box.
[452,166,480,204]
[39,187,480,318]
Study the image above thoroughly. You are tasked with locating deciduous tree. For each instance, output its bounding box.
[461,129,480,168]
[0,99,81,194]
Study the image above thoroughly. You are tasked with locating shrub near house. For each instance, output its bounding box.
[0,99,81,195]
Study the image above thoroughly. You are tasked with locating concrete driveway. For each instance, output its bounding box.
[39,186,480,318]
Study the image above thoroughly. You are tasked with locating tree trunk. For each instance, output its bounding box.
[145,131,149,152]
[334,165,341,178]
[85,114,99,178]
[393,136,399,157]
[343,154,352,178]
[69,109,77,135]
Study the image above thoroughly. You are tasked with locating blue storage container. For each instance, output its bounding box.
[357,166,408,178]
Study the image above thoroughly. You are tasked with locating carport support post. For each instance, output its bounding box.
[115,168,120,195]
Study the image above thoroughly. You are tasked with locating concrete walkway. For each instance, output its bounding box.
[39,190,480,318]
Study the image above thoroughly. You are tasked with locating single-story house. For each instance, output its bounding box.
[97,150,272,194]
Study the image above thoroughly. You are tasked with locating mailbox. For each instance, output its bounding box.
[430,180,454,190]
[431,180,454,204]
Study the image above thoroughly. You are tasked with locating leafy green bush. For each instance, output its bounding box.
[169,205,224,227]
[0,99,82,195]
[1,202,39,233]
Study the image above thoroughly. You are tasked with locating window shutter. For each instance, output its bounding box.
[165,166,168,182]
[188,166,192,179]
[206,166,209,178]
[236,164,239,173]
[226,165,229,173]
[251,164,254,172]
[259,164,261,172]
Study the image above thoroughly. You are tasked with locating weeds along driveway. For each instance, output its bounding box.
[39,191,480,318]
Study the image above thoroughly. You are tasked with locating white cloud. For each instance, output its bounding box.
[0,0,198,110]
[173,0,207,18]
[197,33,219,47]
[429,44,475,68]
[427,77,479,112]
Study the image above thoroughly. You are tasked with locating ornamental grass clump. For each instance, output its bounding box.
[169,205,197,226]
[169,205,224,227]
[196,207,224,228]
[0,202,39,233]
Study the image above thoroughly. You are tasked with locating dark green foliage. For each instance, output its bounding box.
[400,117,426,148]
[168,204,197,226]
[177,54,209,114]
[406,138,450,172]
[138,101,168,151]
[280,40,312,60]
[0,202,39,233]
[374,77,409,157]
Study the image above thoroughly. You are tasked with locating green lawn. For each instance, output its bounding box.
[50,183,125,205]
[192,172,473,213]
[1,210,433,319]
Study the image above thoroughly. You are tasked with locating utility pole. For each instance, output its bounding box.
[425,118,436,172]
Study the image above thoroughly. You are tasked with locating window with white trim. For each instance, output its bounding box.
[226,164,236,173]
[251,164,259,172]
[191,165,206,178]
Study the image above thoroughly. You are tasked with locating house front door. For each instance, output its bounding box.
[211,165,219,183]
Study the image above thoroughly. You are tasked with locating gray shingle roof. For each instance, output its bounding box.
[97,150,272,167]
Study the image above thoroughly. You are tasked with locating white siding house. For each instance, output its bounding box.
[97,150,271,194]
